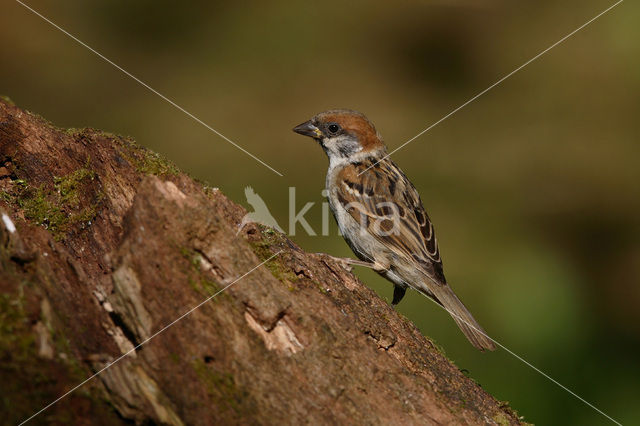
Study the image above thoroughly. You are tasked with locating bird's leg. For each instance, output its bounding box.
[391,285,407,307]
[316,254,377,272]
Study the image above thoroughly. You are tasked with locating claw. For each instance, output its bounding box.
[314,253,372,272]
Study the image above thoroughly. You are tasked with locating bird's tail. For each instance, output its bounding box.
[428,284,496,351]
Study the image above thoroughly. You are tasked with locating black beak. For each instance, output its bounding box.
[293,120,322,139]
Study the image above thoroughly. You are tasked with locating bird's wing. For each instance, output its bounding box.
[334,158,446,283]
[335,158,496,350]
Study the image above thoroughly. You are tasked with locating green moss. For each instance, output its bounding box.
[95,130,123,139]
[189,252,202,271]
[64,128,125,141]
[0,191,13,204]
[116,137,179,176]
[0,288,48,392]
[135,149,179,176]
[54,161,96,208]
[63,127,84,138]
[179,246,193,260]
[0,291,31,361]
[0,290,54,422]
[492,412,510,426]
[305,279,327,295]
[14,162,101,240]
[188,277,199,292]
[50,326,86,382]
[497,400,529,425]
[249,240,271,262]
[266,260,297,282]
[257,224,287,244]
[249,238,297,283]
[0,95,15,105]
[180,246,203,274]
[0,282,115,423]
[18,185,67,234]
[199,278,221,296]
[179,246,226,300]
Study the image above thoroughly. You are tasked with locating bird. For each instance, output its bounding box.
[293,109,496,351]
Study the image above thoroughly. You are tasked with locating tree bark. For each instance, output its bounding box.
[0,98,523,425]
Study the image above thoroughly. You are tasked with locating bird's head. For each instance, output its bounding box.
[293,109,385,160]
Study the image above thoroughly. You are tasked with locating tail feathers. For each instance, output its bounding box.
[429,284,496,351]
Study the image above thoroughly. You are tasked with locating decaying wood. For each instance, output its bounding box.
[0,98,523,425]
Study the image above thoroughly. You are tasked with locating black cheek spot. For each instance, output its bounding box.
[338,144,354,157]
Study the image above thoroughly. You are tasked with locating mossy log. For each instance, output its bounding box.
[0,98,523,425]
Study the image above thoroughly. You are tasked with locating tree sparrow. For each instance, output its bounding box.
[293,109,496,351]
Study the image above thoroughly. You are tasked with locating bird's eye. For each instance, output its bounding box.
[327,123,341,134]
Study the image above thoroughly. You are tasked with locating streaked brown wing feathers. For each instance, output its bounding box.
[335,159,444,281]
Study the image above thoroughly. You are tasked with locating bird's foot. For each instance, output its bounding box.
[315,253,374,272]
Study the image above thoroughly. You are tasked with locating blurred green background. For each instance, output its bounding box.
[2,0,638,424]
